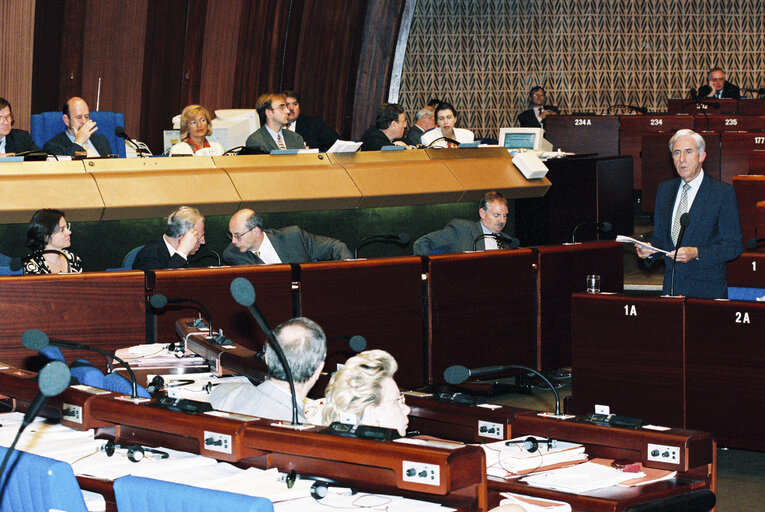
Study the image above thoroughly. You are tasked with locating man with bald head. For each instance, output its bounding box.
[223,208,352,265]
[42,97,113,157]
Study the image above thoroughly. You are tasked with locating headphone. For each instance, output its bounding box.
[506,436,557,453]
[284,470,355,499]
[102,440,170,463]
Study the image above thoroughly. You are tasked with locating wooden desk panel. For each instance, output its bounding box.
[667,98,737,114]
[728,253,765,287]
[737,99,765,115]
[732,175,765,244]
[570,294,686,427]
[619,115,693,189]
[544,116,620,157]
[535,243,624,371]
[685,299,765,450]
[297,257,425,389]
[0,271,146,371]
[693,114,765,132]
[750,150,765,174]
[426,250,537,383]
[720,132,765,184]
[146,266,293,350]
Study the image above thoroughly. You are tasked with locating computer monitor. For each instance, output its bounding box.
[167,109,260,153]
[497,127,553,152]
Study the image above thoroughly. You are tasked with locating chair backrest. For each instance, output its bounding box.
[70,363,105,388]
[113,475,273,512]
[30,110,127,158]
[123,245,145,269]
[0,446,88,512]
[102,372,151,398]
[0,254,23,276]
[39,346,66,363]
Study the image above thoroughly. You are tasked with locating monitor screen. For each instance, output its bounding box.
[503,132,536,149]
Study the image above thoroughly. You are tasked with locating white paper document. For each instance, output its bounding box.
[616,235,670,255]
[482,437,587,477]
[521,461,645,493]
[327,140,363,153]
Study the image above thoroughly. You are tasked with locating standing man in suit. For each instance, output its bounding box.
[636,129,742,298]
[413,191,511,254]
[245,93,306,153]
[132,206,206,271]
[223,208,352,265]
[697,67,741,99]
[0,98,41,156]
[359,103,411,151]
[42,97,113,157]
[404,106,436,146]
[283,90,340,152]
[517,86,560,128]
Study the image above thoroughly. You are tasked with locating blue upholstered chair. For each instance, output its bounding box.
[0,446,88,512]
[113,475,273,512]
[0,253,23,275]
[30,110,127,158]
[102,372,151,398]
[69,361,106,388]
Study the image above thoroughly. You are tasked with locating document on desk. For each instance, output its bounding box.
[482,438,587,478]
[499,492,571,512]
[274,490,454,512]
[616,235,670,255]
[521,461,645,493]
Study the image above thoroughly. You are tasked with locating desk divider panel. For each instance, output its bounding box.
[667,98,738,115]
[544,115,620,157]
[685,298,765,450]
[0,271,146,371]
[146,266,293,351]
[0,160,104,223]
[535,242,624,371]
[296,257,425,389]
[732,175,765,245]
[426,250,537,384]
[570,293,686,427]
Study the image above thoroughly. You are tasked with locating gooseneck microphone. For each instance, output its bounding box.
[0,360,71,480]
[607,104,648,115]
[230,277,299,425]
[425,136,461,148]
[669,213,691,296]
[354,233,410,259]
[444,364,561,416]
[746,237,764,250]
[571,221,612,243]
[115,126,145,157]
[21,329,140,400]
[148,294,227,344]
[472,233,520,251]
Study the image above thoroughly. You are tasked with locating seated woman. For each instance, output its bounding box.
[322,349,410,437]
[23,209,83,274]
[169,105,224,156]
[0,97,41,156]
[420,101,475,148]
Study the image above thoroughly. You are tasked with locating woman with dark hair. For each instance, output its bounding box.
[23,209,83,274]
[169,104,224,156]
[420,101,474,148]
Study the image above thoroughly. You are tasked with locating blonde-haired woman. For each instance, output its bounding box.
[169,104,224,156]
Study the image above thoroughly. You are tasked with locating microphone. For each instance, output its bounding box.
[743,87,765,96]
[571,221,612,243]
[746,237,764,250]
[354,233,410,259]
[230,277,299,425]
[21,329,140,400]
[444,364,561,416]
[0,360,71,480]
[327,335,368,352]
[607,104,648,114]
[190,250,222,267]
[115,126,145,157]
[472,233,520,251]
[669,213,691,296]
[425,136,461,148]
[148,294,227,345]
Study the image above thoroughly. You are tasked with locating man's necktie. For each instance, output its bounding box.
[277,133,286,150]
[250,251,264,265]
[671,183,691,246]
[495,234,504,249]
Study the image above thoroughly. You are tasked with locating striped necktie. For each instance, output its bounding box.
[277,132,286,150]
[671,183,691,246]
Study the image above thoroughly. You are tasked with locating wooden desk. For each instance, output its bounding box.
[692,114,765,132]
[737,99,765,115]
[732,175,765,245]
[146,266,293,350]
[728,252,765,288]
[296,257,425,389]
[685,299,765,450]
[426,250,536,382]
[569,293,686,427]
[667,98,737,114]
[544,116,620,157]
[535,243,624,370]
[720,132,765,184]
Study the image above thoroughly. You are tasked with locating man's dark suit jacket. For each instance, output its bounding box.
[517,105,560,128]
[132,238,190,271]
[648,173,742,299]
[245,126,304,153]
[42,131,113,157]
[697,81,740,99]
[413,219,506,255]
[405,125,429,146]
[294,115,339,152]
[3,129,40,153]
[223,226,352,265]
[359,126,393,151]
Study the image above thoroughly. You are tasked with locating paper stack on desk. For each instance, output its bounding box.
[482,437,587,478]
[521,461,645,493]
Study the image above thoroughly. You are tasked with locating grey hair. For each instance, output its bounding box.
[165,206,203,237]
[266,317,327,382]
[669,129,705,154]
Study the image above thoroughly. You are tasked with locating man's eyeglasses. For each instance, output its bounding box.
[228,227,255,241]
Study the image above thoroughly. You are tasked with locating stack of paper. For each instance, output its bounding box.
[499,492,571,512]
[482,437,587,478]
[521,461,645,493]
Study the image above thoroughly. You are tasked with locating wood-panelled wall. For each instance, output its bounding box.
[1,0,35,131]
[23,0,403,154]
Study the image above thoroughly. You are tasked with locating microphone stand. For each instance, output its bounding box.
[425,136,461,148]
[354,234,409,258]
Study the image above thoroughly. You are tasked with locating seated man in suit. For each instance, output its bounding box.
[0,97,41,156]
[360,103,411,151]
[636,129,742,298]
[208,317,326,422]
[404,106,435,146]
[42,96,113,157]
[245,92,305,153]
[283,90,340,152]
[413,191,511,255]
[517,86,560,128]
[697,67,740,99]
[132,206,206,271]
[223,208,352,265]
